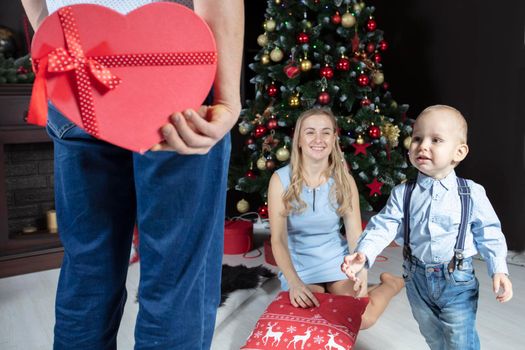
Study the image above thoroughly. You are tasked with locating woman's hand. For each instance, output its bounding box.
[288,281,320,308]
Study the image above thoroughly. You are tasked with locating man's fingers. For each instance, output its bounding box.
[152,124,210,155]
[171,112,213,148]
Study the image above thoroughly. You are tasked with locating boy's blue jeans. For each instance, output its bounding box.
[403,257,480,350]
[47,105,230,350]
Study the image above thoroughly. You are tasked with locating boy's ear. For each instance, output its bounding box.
[454,143,469,163]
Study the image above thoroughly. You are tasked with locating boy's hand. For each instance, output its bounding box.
[341,252,367,281]
[493,273,513,303]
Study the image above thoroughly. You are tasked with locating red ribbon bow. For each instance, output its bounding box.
[47,47,122,90]
[27,6,217,139]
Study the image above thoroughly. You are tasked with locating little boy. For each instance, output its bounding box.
[342,105,513,350]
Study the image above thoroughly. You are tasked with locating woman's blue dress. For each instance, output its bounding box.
[275,165,350,290]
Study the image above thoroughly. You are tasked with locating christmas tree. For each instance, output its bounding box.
[229,0,416,217]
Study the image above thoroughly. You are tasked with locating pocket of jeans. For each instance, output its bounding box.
[47,103,89,140]
[450,267,475,285]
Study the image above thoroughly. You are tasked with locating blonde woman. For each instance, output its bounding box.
[268,107,404,329]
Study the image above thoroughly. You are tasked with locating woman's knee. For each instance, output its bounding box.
[360,314,377,330]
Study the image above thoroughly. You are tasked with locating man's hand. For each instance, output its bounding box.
[493,273,513,303]
[151,103,240,154]
[341,252,367,281]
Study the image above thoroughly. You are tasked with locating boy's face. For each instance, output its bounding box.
[409,110,469,179]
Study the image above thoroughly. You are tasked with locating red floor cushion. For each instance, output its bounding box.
[242,291,368,349]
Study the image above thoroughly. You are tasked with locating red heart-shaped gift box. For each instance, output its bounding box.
[30,3,217,153]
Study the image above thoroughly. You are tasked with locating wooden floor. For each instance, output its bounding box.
[1,246,524,350]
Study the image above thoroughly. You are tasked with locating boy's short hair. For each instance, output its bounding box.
[418,104,468,143]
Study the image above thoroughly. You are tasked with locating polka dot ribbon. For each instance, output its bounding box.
[28,6,217,137]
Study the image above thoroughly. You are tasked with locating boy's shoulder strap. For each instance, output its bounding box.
[402,180,416,261]
[454,177,471,260]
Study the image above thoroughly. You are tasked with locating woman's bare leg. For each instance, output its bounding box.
[307,284,326,293]
[327,272,404,330]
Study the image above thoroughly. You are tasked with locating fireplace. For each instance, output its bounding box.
[0,85,63,277]
[4,142,55,236]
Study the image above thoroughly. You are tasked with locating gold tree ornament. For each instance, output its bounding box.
[356,135,365,144]
[257,33,268,47]
[341,12,356,28]
[403,136,412,149]
[236,199,250,213]
[289,94,300,107]
[256,157,267,170]
[238,124,250,135]
[264,19,276,32]
[276,147,290,161]
[381,123,401,147]
[372,70,385,85]
[300,58,312,72]
[261,53,271,65]
[270,47,284,62]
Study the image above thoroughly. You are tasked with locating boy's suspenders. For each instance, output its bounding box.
[402,177,471,272]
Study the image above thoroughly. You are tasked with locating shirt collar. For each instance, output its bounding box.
[416,170,457,191]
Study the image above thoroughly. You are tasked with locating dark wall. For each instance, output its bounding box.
[367,0,525,250]
[242,1,524,250]
[0,1,30,57]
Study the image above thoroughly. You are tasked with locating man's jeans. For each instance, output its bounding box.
[47,104,230,349]
[403,257,480,350]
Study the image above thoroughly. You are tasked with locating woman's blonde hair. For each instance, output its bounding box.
[282,108,353,217]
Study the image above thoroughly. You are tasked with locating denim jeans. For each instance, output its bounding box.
[47,104,231,349]
[403,257,480,350]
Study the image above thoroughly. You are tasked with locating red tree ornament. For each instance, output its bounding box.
[17,66,29,74]
[379,39,388,51]
[368,125,381,139]
[297,32,309,44]
[373,53,382,63]
[357,74,370,87]
[366,178,383,196]
[320,65,334,79]
[246,169,256,179]
[352,142,371,155]
[284,63,300,78]
[245,138,254,145]
[361,97,371,106]
[267,118,278,129]
[267,84,278,97]
[266,159,276,170]
[258,204,269,219]
[336,57,350,71]
[318,91,331,105]
[367,19,377,32]
[382,82,390,90]
[366,42,376,53]
[331,11,341,25]
[254,124,267,138]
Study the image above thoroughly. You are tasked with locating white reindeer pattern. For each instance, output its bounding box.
[286,326,313,349]
[262,322,284,347]
[324,330,346,350]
